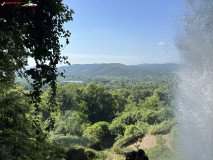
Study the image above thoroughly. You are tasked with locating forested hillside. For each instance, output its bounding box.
[58,63,178,77]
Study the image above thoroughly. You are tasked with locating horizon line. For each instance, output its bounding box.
[26,62,180,68]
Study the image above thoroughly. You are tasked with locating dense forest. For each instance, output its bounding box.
[3,73,179,160]
[44,76,179,160]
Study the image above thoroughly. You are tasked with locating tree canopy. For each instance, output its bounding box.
[0,1,74,159]
[0,0,74,101]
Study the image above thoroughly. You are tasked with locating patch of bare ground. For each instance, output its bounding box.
[126,135,157,152]
[108,134,175,159]
[126,134,175,152]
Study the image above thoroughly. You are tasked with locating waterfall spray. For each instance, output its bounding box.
[177,0,213,159]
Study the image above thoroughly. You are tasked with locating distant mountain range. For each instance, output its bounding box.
[58,63,179,77]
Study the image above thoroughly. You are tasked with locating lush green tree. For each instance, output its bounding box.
[128,88,152,104]
[53,110,85,136]
[0,0,74,103]
[141,94,164,109]
[112,88,129,113]
[112,110,144,126]
[0,0,74,130]
[40,83,83,121]
[153,86,170,105]
[57,83,83,112]
[80,83,116,123]
[0,0,74,159]
[0,86,65,159]
[155,108,175,123]
[109,120,126,137]
[124,125,140,136]
[83,122,110,142]
[0,87,31,159]
[83,121,114,147]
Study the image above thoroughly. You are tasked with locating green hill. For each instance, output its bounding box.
[58,63,178,77]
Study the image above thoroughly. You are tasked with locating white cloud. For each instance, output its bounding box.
[157,42,165,45]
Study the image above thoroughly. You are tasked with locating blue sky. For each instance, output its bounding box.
[60,0,186,65]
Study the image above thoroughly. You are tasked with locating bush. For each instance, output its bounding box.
[113,134,144,155]
[155,108,175,123]
[140,110,158,124]
[124,125,139,136]
[113,110,144,125]
[83,121,114,148]
[114,108,175,127]
[136,122,149,134]
[113,135,134,155]
[148,119,176,135]
[85,149,97,160]
[83,122,110,142]
[109,120,126,137]
[89,141,103,151]
[66,147,88,160]
[53,110,85,136]
[65,147,101,160]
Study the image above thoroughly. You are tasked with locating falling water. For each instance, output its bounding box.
[177,0,213,159]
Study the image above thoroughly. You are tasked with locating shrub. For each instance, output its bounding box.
[115,108,175,127]
[65,147,101,160]
[83,121,114,148]
[113,110,144,125]
[136,122,149,134]
[155,108,175,123]
[109,120,126,137]
[148,119,176,135]
[124,125,139,136]
[113,134,144,155]
[83,121,110,142]
[85,149,97,160]
[53,110,85,136]
[89,141,103,151]
[66,147,88,160]
[141,110,158,124]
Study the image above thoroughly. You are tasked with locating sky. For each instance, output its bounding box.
[31,0,187,66]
